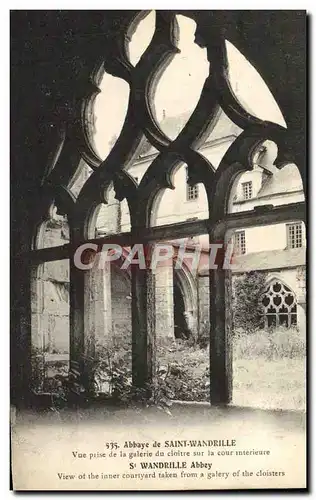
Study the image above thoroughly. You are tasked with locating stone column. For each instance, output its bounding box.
[131,262,156,394]
[84,260,112,347]
[30,265,44,350]
[155,262,174,340]
[70,247,113,392]
[209,226,233,405]
[297,304,306,332]
[296,267,306,333]
[197,273,210,341]
[69,260,85,384]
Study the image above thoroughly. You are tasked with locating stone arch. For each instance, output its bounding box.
[174,264,197,339]
[174,266,197,315]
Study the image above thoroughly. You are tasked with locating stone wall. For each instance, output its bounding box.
[111,266,132,336]
[96,188,121,235]
[154,264,174,339]
[32,217,70,355]
[31,259,70,354]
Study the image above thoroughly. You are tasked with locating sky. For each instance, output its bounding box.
[93,12,286,160]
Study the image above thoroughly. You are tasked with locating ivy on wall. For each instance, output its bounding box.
[233,271,266,332]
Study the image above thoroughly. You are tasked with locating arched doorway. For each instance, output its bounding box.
[173,268,197,340]
[173,281,191,339]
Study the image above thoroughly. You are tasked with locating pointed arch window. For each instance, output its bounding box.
[260,280,297,328]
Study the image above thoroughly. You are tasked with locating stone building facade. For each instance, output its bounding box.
[32,110,306,359]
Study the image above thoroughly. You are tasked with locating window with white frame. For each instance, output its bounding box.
[287,222,303,249]
[234,231,246,255]
[187,184,199,200]
[186,167,199,200]
[242,181,253,200]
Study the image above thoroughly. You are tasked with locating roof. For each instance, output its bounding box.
[198,247,305,275]
[230,247,306,273]
[256,163,303,198]
[136,108,242,160]
[206,110,242,142]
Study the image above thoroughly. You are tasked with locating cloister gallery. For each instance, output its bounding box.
[11,10,306,406]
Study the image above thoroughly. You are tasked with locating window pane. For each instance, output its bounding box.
[279,314,289,327]
[242,181,252,200]
[187,183,199,200]
[287,223,303,249]
[267,315,277,327]
[234,231,246,255]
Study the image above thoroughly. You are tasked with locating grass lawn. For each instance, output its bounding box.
[233,357,305,410]
[157,336,306,411]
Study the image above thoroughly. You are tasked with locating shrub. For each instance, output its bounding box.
[156,338,209,402]
[162,363,209,402]
[198,321,210,348]
[89,336,211,405]
[233,271,266,333]
[91,333,132,402]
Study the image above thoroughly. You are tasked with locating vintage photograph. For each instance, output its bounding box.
[10,9,306,490]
